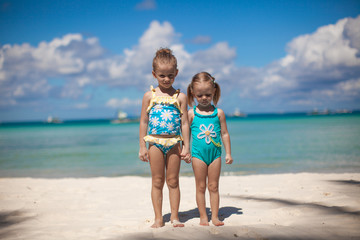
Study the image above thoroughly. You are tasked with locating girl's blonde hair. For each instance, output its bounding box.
[187,72,221,107]
[152,48,177,71]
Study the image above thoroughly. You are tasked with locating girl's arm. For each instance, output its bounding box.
[187,108,194,158]
[188,108,194,126]
[179,92,191,163]
[218,108,233,164]
[139,91,151,162]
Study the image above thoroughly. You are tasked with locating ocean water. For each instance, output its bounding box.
[0,114,359,178]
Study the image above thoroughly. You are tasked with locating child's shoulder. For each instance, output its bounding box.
[188,107,194,115]
[216,107,226,118]
[177,91,186,99]
[187,107,194,121]
[216,107,224,113]
[142,90,152,101]
[177,92,187,103]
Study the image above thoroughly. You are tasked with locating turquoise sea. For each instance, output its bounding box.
[0,113,359,178]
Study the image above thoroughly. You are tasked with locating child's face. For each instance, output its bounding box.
[152,63,178,89]
[192,81,215,108]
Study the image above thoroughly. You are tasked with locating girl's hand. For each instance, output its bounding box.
[184,153,192,163]
[225,154,233,164]
[139,147,149,162]
[180,147,191,163]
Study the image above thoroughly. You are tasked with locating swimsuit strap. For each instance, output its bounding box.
[150,85,156,98]
[147,86,182,113]
[174,89,180,98]
[193,105,218,118]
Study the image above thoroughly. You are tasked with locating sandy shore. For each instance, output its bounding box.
[1,173,359,240]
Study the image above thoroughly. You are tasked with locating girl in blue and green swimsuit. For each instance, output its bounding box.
[139,48,191,228]
[187,72,233,226]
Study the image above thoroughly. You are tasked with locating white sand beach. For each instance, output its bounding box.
[1,173,360,240]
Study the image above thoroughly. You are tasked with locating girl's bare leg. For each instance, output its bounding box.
[192,158,209,226]
[166,143,184,227]
[149,144,166,228]
[208,157,224,226]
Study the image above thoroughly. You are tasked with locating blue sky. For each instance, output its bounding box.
[1,0,360,121]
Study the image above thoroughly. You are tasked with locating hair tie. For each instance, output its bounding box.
[207,73,215,83]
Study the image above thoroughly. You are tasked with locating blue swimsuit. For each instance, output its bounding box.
[144,86,183,155]
[191,106,222,165]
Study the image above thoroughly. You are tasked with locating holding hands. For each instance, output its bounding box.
[181,146,191,163]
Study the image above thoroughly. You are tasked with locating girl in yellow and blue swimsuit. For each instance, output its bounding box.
[139,48,191,228]
[187,72,233,227]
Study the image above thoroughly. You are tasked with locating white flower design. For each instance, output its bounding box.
[160,110,173,121]
[152,105,163,113]
[150,116,159,126]
[167,122,174,131]
[197,124,216,144]
[159,121,167,128]
[151,128,157,134]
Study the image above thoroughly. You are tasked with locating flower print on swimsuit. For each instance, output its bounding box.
[152,105,163,113]
[150,116,160,127]
[197,124,217,144]
[160,121,167,128]
[161,109,173,121]
[171,126,180,135]
[167,122,175,131]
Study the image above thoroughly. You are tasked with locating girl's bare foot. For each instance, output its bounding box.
[151,219,164,228]
[171,219,185,227]
[199,217,209,226]
[212,218,224,226]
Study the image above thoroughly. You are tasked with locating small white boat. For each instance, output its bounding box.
[111,110,131,124]
[46,116,63,124]
[231,108,247,117]
[308,108,330,115]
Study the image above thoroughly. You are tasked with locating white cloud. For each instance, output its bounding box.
[0,33,105,106]
[282,17,360,70]
[86,21,185,88]
[242,15,360,108]
[1,16,360,117]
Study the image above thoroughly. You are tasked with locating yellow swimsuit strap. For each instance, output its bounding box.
[146,86,182,113]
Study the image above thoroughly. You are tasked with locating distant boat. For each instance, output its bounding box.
[46,116,63,124]
[308,108,330,115]
[111,110,131,124]
[335,109,352,114]
[231,108,247,117]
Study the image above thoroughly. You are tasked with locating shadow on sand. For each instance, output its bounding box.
[163,206,243,223]
[0,210,33,239]
[226,193,360,216]
[329,179,360,186]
